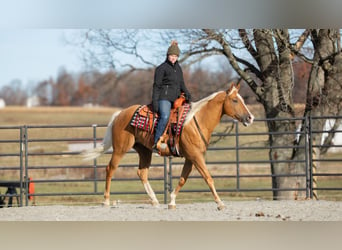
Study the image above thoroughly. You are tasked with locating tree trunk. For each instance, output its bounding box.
[252,30,300,199]
[294,29,342,199]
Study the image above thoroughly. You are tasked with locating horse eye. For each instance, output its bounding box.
[233,99,238,103]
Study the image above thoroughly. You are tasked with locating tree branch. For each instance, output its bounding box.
[180,47,223,63]
[293,29,311,51]
[202,29,263,98]
[290,29,313,63]
[234,55,262,79]
[293,51,314,64]
[238,29,259,62]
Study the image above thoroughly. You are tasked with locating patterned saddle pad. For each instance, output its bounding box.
[130,103,191,136]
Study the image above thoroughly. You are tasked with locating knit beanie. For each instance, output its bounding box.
[167,40,180,56]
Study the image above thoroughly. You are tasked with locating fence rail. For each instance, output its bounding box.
[0,115,341,207]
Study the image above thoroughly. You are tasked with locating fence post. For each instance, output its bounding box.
[304,117,310,199]
[163,156,168,204]
[24,125,29,206]
[92,124,98,194]
[235,121,240,191]
[168,156,173,194]
[308,115,314,199]
[19,126,24,207]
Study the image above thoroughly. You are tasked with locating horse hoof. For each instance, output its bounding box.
[168,204,176,210]
[151,201,160,207]
[102,200,110,206]
[217,204,225,211]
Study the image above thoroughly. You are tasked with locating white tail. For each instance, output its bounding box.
[81,110,121,161]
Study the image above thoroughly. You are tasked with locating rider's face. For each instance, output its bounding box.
[168,54,178,64]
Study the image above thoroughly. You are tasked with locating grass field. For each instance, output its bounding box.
[0,105,341,205]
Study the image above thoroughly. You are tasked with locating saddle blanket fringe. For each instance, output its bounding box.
[130,106,156,131]
[172,103,190,136]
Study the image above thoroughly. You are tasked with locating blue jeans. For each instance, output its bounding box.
[154,100,171,144]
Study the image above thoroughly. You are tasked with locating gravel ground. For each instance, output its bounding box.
[0,200,341,221]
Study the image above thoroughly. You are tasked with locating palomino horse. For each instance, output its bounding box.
[82,83,254,210]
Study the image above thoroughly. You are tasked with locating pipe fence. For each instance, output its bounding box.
[0,115,341,207]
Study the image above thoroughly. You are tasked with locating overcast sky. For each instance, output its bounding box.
[0,29,84,89]
[0,0,235,90]
[1,1,341,91]
[0,29,230,92]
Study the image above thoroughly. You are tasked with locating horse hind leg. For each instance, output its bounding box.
[134,144,159,207]
[103,152,124,206]
[168,159,193,210]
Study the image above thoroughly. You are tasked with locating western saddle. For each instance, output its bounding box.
[130,96,191,157]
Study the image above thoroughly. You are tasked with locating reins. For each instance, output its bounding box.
[209,122,234,145]
[193,115,209,148]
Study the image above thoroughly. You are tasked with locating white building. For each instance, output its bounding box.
[26,96,40,107]
[0,98,5,108]
[321,119,342,153]
[296,119,342,153]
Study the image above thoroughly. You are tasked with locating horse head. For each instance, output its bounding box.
[223,83,254,126]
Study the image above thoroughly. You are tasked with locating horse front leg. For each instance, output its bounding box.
[168,159,193,209]
[137,168,159,206]
[194,158,225,210]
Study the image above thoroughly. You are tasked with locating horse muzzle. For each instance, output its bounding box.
[242,114,254,126]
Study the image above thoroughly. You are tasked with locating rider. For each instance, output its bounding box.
[152,40,191,151]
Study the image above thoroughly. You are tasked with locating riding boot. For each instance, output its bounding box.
[152,143,159,153]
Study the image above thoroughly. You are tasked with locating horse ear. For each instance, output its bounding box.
[227,83,233,93]
[227,82,238,94]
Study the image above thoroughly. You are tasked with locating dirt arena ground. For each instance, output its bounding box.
[0,200,341,221]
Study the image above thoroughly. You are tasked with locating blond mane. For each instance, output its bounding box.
[184,91,224,125]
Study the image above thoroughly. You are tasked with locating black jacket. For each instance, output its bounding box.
[152,59,191,110]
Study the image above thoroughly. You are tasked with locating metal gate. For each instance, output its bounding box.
[1,116,341,206]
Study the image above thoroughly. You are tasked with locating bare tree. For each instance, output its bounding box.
[0,80,27,105]
[35,79,53,105]
[51,69,76,106]
[190,29,301,199]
